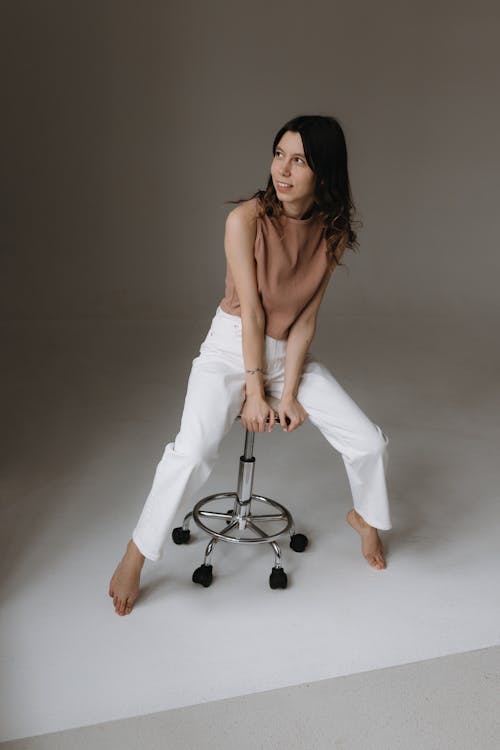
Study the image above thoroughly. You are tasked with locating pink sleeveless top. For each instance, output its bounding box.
[218,203,330,340]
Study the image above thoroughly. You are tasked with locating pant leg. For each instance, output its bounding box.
[132,313,247,561]
[265,350,392,531]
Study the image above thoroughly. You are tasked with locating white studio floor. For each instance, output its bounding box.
[1,310,498,743]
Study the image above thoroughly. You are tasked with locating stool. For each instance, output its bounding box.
[171,395,309,589]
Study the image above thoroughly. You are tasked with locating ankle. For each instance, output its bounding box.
[351,509,375,531]
[127,539,146,563]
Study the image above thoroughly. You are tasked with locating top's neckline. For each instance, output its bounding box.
[278,208,318,225]
[255,196,318,224]
[280,213,315,224]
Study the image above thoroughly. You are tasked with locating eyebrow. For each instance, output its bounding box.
[275,146,306,159]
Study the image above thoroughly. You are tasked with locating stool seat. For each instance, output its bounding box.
[171,393,309,590]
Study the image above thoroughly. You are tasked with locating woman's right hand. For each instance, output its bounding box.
[240,394,277,433]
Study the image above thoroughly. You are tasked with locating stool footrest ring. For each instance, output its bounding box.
[192,493,294,544]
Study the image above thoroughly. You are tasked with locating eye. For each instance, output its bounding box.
[275,150,305,165]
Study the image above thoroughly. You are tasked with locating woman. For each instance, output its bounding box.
[109,114,392,616]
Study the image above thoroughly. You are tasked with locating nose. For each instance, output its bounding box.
[280,162,291,177]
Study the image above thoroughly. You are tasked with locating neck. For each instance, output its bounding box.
[280,198,315,220]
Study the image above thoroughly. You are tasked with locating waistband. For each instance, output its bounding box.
[215,305,287,350]
[215,304,241,323]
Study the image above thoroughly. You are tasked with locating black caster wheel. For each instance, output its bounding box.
[269,566,288,589]
[192,564,213,587]
[290,533,308,552]
[172,527,190,545]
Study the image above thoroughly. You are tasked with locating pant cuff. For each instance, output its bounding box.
[354,509,392,531]
[132,530,162,561]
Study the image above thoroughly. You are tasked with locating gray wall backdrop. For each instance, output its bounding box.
[1,0,498,323]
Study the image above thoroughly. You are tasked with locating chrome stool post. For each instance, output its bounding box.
[171,396,309,589]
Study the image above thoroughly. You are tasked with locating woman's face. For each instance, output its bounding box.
[271,130,317,209]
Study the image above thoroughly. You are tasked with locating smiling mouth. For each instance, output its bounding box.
[276,181,293,189]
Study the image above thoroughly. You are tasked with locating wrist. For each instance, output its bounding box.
[245,387,265,399]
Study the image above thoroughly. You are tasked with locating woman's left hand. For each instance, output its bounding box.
[277,395,309,432]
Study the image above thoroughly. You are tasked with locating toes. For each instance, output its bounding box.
[112,591,133,615]
[367,552,386,569]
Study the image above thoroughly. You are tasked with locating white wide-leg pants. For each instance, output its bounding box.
[132,305,392,561]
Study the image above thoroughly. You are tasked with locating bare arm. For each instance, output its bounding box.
[224,200,278,432]
[282,270,331,399]
[224,199,266,398]
[283,235,347,401]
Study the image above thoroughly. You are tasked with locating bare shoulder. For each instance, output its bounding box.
[226,196,260,228]
[223,197,264,318]
[224,197,260,264]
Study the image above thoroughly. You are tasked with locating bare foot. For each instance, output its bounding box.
[109,539,146,615]
[346,509,387,570]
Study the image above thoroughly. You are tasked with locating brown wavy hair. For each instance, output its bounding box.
[224,114,361,271]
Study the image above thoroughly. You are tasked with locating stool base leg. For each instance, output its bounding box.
[175,482,308,590]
